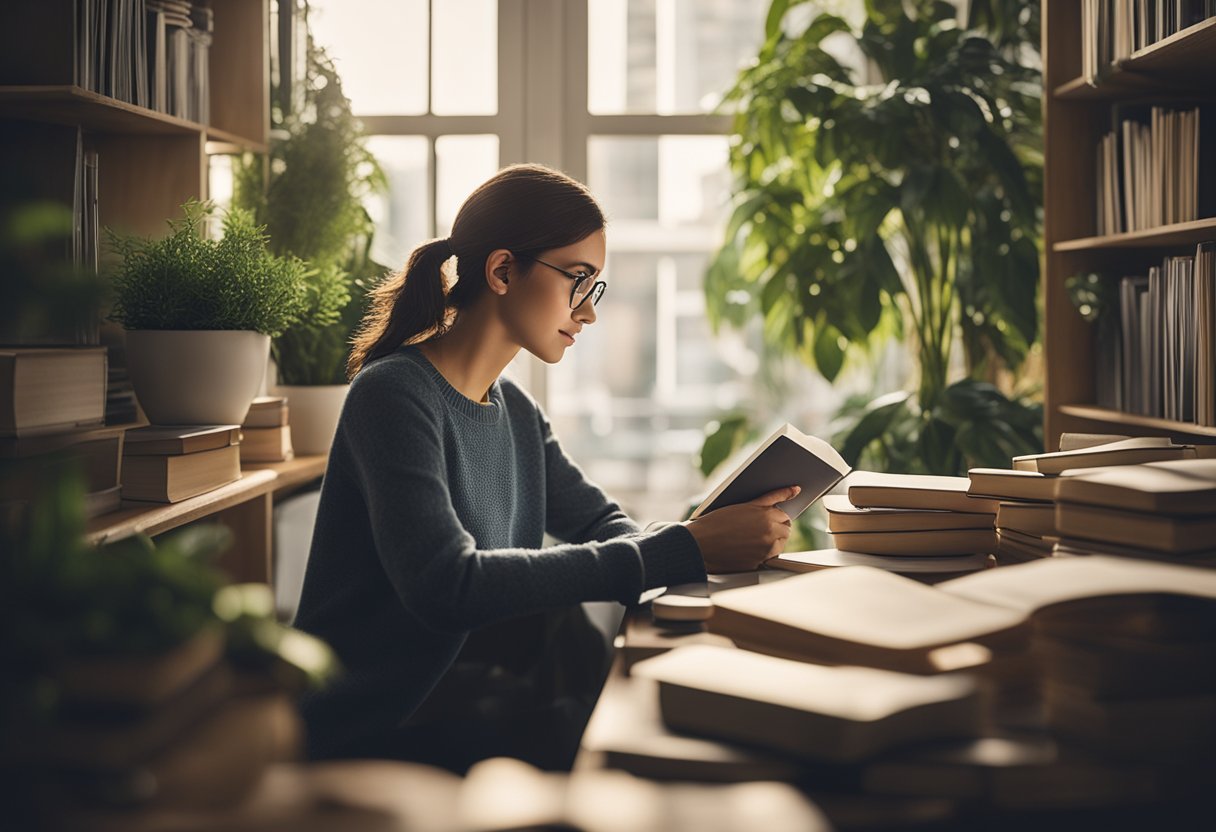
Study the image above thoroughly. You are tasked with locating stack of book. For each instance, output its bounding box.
[2,626,301,815]
[632,644,986,765]
[122,424,241,503]
[0,347,117,516]
[825,472,999,557]
[240,396,292,464]
[942,557,1216,768]
[970,434,1196,561]
[1052,458,1216,560]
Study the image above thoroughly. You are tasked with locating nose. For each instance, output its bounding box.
[574,298,597,326]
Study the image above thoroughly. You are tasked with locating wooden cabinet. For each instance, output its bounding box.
[1042,3,1216,447]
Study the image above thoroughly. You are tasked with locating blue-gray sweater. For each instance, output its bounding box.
[293,345,706,758]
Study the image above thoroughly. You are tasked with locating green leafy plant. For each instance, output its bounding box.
[105,199,323,338]
[233,33,387,385]
[705,0,1044,474]
[0,455,338,739]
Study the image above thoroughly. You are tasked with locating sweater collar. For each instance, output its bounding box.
[399,345,503,424]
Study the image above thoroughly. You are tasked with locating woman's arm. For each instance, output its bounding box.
[336,367,706,635]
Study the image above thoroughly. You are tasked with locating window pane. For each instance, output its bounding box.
[587,0,766,115]
[588,135,730,227]
[308,0,428,116]
[432,0,498,115]
[364,136,429,268]
[435,135,499,237]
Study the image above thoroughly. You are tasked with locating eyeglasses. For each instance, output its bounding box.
[522,255,607,310]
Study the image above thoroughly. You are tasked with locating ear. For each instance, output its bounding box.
[485,249,513,294]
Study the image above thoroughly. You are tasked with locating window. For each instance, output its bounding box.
[308,0,864,525]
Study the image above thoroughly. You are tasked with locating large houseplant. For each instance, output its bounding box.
[704,0,1044,475]
[233,37,387,453]
[105,200,328,426]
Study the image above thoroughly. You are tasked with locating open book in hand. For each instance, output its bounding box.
[691,423,851,521]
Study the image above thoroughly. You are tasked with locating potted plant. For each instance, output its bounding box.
[0,458,337,821]
[705,0,1044,475]
[105,199,316,426]
[233,39,387,454]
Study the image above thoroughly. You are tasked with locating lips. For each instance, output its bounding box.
[559,330,576,345]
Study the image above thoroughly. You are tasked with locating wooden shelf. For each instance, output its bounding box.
[1057,405,1216,438]
[87,454,327,546]
[1054,17,1216,100]
[1053,217,1216,251]
[0,86,266,151]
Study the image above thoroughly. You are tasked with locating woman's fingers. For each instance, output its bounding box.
[747,485,801,507]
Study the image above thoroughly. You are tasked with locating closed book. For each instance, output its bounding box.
[823,494,994,533]
[121,443,241,503]
[829,528,997,557]
[242,395,288,428]
[1053,458,1216,515]
[1054,502,1216,554]
[691,423,849,521]
[967,468,1057,503]
[124,424,241,456]
[1042,683,1216,760]
[847,471,999,514]
[1053,536,1216,561]
[0,424,125,507]
[1012,436,1195,475]
[0,347,107,437]
[996,501,1057,538]
[768,548,992,578]
[632,645,984,764]
[1037,631,1216,699]
[708,567,1028,674]
[239,425,293,463]
[938,555,1216,617]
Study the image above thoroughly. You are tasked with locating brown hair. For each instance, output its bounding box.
[347,163,606,379]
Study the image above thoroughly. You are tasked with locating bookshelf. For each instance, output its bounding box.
[0,1,310,584]
[1042,1,1216,447]
[87,454,328,584]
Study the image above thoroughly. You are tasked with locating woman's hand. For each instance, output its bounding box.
[681,486,800,574]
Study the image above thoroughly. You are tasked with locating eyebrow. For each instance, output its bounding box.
[567,261,602,273]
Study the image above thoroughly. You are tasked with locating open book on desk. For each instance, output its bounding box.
[690,423,851,521]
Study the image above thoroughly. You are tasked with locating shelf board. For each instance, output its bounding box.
[1054,16,1216,100]
[0,86,265,150]
[1057,405,1216,438]
[87,453,328,546]
[1053,217,1216,251]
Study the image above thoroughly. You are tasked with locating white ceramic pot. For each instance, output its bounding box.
[125,330,270,425]
[271,383,348,455]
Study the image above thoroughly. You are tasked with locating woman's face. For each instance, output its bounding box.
[505,229,606,364]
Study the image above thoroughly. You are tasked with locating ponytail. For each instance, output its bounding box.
[346,164,606,380]
[346,238,452,380]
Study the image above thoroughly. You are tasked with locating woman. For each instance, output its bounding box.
[294,163,798,771]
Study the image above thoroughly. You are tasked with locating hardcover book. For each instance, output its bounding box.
[691,424,850,521]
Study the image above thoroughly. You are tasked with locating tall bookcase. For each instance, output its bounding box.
[1043,2,1216,449]
[0,0,324,584]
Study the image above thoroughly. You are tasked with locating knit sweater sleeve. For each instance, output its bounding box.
[337,364,705,634]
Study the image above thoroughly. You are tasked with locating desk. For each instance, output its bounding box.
[86,454,328,583]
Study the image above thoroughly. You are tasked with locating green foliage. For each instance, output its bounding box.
[704,0,1044,475]
[233,36,388,385]
[105,199,322,338]
[831,379,1042,475]
[0,457,338,736]
[1,202,108,343]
